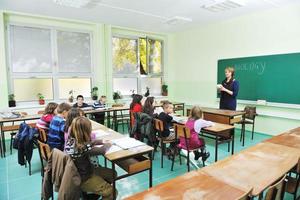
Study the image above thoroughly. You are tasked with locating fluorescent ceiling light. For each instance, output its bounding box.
[53,0,102,8]
[202,0,246,12]
[163,16,192,25]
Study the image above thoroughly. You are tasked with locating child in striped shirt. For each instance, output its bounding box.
[36,102,58,130]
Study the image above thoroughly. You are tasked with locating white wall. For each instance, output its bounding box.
[168,4,300,135]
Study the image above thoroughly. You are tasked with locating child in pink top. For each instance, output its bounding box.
[36,102,58,130]
[178,106,213,161]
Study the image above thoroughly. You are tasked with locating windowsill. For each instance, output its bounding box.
[4,95,169,111]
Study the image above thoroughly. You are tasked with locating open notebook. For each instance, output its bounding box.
[112,137,146,149]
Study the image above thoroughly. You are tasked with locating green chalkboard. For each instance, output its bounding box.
[217,52,300,105]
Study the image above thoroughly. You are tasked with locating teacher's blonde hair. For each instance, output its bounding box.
[225,66,235,77]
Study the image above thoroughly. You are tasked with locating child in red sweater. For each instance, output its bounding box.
[36,102,58,130]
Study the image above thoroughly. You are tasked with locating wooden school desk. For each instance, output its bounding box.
[91,121,154,200]
[0,114,41,157]
[175,116,235,161]
[202,142,300,198]
[264,127,300,149]
[124,170,245,200]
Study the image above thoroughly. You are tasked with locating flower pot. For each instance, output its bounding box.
[39,99,45,105]
[8,100,16,107]
[92,96,98,100]
[162,91,168,96]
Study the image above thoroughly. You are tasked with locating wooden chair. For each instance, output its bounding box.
[37,140,51,177]
[153,118,176,168]
[237,106,257,146]
[171,124,206,172]
[286,158,300,200]
[263,174,287,200]
[38,128,48,143]
[235,188,253,200]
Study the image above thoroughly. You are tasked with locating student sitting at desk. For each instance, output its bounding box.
[158,101,176,140]
[48,103,71,150]
[65,116,116,200]
[73,95,90,108]
[36,102,58,130]
[180,106,212,161]
[130,94,143,126]
[93,95,107,125]
[64,108,84,145]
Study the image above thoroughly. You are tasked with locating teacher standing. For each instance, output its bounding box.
[219,67,239,110]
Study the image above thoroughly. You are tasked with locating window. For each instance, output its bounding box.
[112,36,163,96]
[8,24,93,102]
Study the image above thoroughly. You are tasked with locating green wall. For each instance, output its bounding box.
[168,4,300,135]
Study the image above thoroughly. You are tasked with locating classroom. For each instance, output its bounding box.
[0,0,300,199]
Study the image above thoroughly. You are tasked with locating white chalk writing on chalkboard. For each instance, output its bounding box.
[234,62,266,75]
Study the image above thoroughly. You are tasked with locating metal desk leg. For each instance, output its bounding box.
[1,123,5,157]
[215,135,219,162]
[242,123,245,146]
[107,111,111,128]
[231,128,235,155]
[149,152,153,188]
[112,162,116,200]
[182,103,185,116]
[113,111,118,131]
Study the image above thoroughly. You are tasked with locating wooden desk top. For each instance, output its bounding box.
[264,133,300,149]
[0,114,41,123]
[124,170,245,200]
[203,123,234,133]
[174,116,234,133]
[201,107,245,117]
[202,142,300,196]
[91,121,153,161]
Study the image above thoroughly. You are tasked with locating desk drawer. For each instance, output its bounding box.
[116,156,150,174]
[203,113,230,124]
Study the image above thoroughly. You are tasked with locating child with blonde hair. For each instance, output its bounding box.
[65,116,116,200]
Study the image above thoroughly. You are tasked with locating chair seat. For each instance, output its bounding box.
[157,137,176,143]
[286,176,299,193]
[237,119,254,124]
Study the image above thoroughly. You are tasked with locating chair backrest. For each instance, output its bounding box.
[154,118,164,132]
[264,174,287,200]
[235,188,252,200]
[174,123,191,139]
[38,140,51,161]
[296,157,300,174]
[38,128,48,143]
[244,106,257,120]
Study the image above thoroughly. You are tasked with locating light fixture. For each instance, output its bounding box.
[53,0,102,8]
[202,0,246,12]
[163,16,192,25]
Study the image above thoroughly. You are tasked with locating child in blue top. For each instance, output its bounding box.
[93,96,107,125]
[47,103,71,150]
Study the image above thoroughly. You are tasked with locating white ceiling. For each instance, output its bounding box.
[0,0,299,33]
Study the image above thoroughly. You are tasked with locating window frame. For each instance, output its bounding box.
[6,22,95,102]
[112,34,164,97]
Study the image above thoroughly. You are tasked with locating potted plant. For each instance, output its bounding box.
[162,84,168,96]
[113,91,122,103]
[68,90,74,103]
[144,87,150,97]
[91,87,99,100]
[37,93,45,105]
[8,94,16,107]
